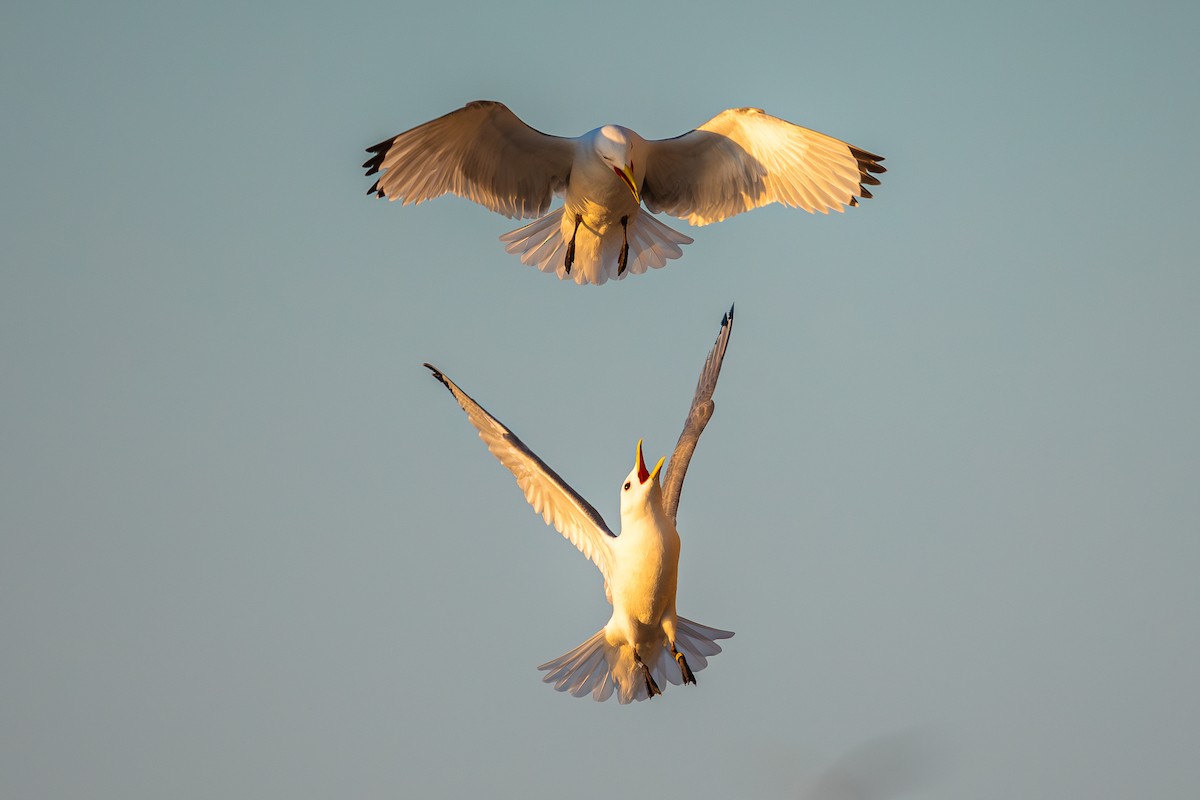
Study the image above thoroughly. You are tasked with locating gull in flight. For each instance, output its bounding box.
[423,306,737,702]
[365,101,885,285]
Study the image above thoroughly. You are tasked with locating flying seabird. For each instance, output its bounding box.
[423,305,737,702]
[366,101,884,285]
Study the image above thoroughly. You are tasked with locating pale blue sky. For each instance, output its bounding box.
[3,1,1198,798]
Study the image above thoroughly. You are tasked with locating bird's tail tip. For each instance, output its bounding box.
[537,617,733,704]
[499,210,693,286]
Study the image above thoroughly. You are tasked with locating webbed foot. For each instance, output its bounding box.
[634,649,662,698]
[673,646,696,685]
[564,213,583,274]
[617,215,629,276]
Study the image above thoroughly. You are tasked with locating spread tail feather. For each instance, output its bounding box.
[536,616,733,703]
[621,213,694,278]
[499,209,569,276]
[499,209,693,286]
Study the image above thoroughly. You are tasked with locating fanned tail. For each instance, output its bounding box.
[674,615,735,674]
[499,209,570,279]
[537,629,619,702]
[499,209,693,286]
[537,617,733,704]
[621,212,694,280]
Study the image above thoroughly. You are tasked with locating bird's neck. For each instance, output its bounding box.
[621,490,674,537]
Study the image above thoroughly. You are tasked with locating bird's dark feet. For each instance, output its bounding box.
[617,215,629,277]
[673,646,696,686]
[634,650,662,698]
[564,213,582,274]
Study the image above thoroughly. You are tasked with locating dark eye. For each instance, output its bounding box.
[623,481,631,491]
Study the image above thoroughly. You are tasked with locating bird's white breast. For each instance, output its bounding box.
[608,513,680,629]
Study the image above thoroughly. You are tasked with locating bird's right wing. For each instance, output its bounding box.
[661,305,735,525]
[423,364,616,580]
[364,100,576,219]
[641,107,885,226]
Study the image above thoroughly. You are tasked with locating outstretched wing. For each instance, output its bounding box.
[424,364,615,579]
[364,100,576,219]
[661,305,735,525]
[642,107,885,226]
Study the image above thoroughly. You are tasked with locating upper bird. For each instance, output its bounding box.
[423,305,737,702]
[365,101,885,285]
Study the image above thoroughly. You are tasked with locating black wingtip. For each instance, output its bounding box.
[723,303,734,328]
[423,362,451,390]
[849,146,886,204]
[362,138,392,177]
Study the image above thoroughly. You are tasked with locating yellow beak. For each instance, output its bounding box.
[635,439,664,484]
[616,164,641,205]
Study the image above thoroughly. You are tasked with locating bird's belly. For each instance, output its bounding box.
[565,186,641,232]
[608,557,677,628]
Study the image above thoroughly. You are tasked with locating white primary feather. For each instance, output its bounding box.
[642,107,883,225]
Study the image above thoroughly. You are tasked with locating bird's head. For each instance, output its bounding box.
[593,125,641,204]
[620,438,664,520]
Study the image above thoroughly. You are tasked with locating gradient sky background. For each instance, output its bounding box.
[3,1,1198,798]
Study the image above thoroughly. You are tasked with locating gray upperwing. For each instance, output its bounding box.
[423,363,617,581]
[661,305,735,525]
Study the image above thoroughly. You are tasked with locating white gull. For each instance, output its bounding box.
[423,306,737,702]
[366,101,884,285]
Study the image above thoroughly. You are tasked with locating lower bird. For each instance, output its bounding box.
[423,306,737,702]
[366,101,884,285]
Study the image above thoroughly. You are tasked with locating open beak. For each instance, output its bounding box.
[614,163,641,205]
[635,439,665,484]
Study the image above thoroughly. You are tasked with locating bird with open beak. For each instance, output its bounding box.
[423,306,737,702]
[602,438,689,698]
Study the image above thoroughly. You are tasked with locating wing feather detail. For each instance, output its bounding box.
[661,305,735,525]
[364,101,576,219]
[423,364,615,579]
[642,107,885,226]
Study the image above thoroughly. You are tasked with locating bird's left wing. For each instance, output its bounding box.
[423,364,616,580]
[661,305,735,525]
[641,107,885,226]
[364,100,576,219]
